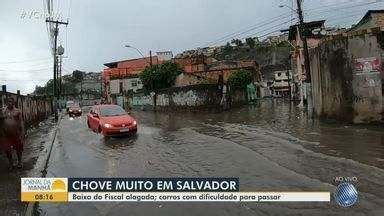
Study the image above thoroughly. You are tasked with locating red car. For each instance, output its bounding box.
[68,105,82,117]
[87,105,137,137]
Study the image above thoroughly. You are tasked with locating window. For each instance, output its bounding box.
[132,80,138,87]
[119,82,123,93]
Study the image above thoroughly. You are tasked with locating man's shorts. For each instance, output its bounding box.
[0,137,24,154]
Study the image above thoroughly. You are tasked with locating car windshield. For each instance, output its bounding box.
[99,106,126,117]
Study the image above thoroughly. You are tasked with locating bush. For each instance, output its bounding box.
[140,61,183,92]
[227,69,253,89]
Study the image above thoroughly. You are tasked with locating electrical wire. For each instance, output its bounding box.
[0,67,53,72]
[201,14,294,47]
[239,18,297,41]
[308,0,384,16]
[0,57,51,64]
[0,79,49,82]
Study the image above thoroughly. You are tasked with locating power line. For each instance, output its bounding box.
[202,15,295,47]
[201,13,292,47]
[219,0,382,45]
[0,57,51,64]
[308,0,384,16]
[0,79,49,82]
[326,13,365,26]
[238,18,296,41]
[0,67,53,72]
[307,0,374,12]
[197,0,371,49]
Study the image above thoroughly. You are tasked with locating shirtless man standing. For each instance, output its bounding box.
[1,97,24,171]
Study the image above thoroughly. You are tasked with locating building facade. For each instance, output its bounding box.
[103,56,161,103]
[283,20,326,103]
[272,70,292,97]
[349,10,384,32]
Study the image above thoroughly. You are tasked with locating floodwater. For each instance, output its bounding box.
[36,99,383,215]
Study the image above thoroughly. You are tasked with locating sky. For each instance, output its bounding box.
[0,0,383,94]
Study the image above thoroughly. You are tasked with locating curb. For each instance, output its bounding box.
[23,114,62,216]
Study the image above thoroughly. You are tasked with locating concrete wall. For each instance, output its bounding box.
[0,90,53,128]
[310,31,384,123]
[129,84,224,110]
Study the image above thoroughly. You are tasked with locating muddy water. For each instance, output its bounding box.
[38,101,384,215]
[145,99,384,169]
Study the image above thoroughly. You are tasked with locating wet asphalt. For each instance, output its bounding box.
[0,117,56,216]
[33,100,384,215]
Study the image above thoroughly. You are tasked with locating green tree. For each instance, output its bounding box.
[276,41,291,48]
[231,38,243,47]
[245,37,256,49]
[227,69,253,89]
[72,70,84,83]
[62,82,79,95]
[139,61,183,92]
[222,42,233,53]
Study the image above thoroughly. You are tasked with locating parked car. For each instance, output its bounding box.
[66,100,75,112]
[87,104,137,137]
[68,105,82,117]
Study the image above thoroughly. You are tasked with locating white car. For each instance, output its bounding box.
[66,101,75,112]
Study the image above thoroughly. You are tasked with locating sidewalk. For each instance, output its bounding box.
[0,117,57,216]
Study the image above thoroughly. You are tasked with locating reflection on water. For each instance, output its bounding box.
[103,134,138,150]
[134,99,384,169]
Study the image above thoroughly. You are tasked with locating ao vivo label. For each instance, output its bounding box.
[21,178,68,202]
[334,176,358,183]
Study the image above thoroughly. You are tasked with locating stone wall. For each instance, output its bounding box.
[0,90,53,128]
[310,30,384,123]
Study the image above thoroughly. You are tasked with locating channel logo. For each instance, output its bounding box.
[21,178,68,202]
[334,182,358,207]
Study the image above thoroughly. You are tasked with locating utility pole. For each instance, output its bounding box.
[58,55,62,97]
[296,0,311,83]
[149,50,153,66]
[296,0,313,116]
[46,19,68,121]
[80,79,83,106]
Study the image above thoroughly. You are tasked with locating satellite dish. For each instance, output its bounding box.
[57,45,65,55]
[312,28,321,35]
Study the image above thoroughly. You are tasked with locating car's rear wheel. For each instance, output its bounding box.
[98,125,102,134]
[87,120,90,128]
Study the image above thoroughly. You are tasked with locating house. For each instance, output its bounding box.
[173,56,260,85]
[260,64,288,98]
[174,47,221,58]
[156,51,173,61]
[272,70,292,97]
[102,56,162,103]
[75,72,102,106]
[263,33,289,45]
[349,10,384,32]
[282,20,326,103]
[173,56,261,98]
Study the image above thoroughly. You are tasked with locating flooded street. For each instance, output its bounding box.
[38,100,384,215]
[0,117,57,216]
